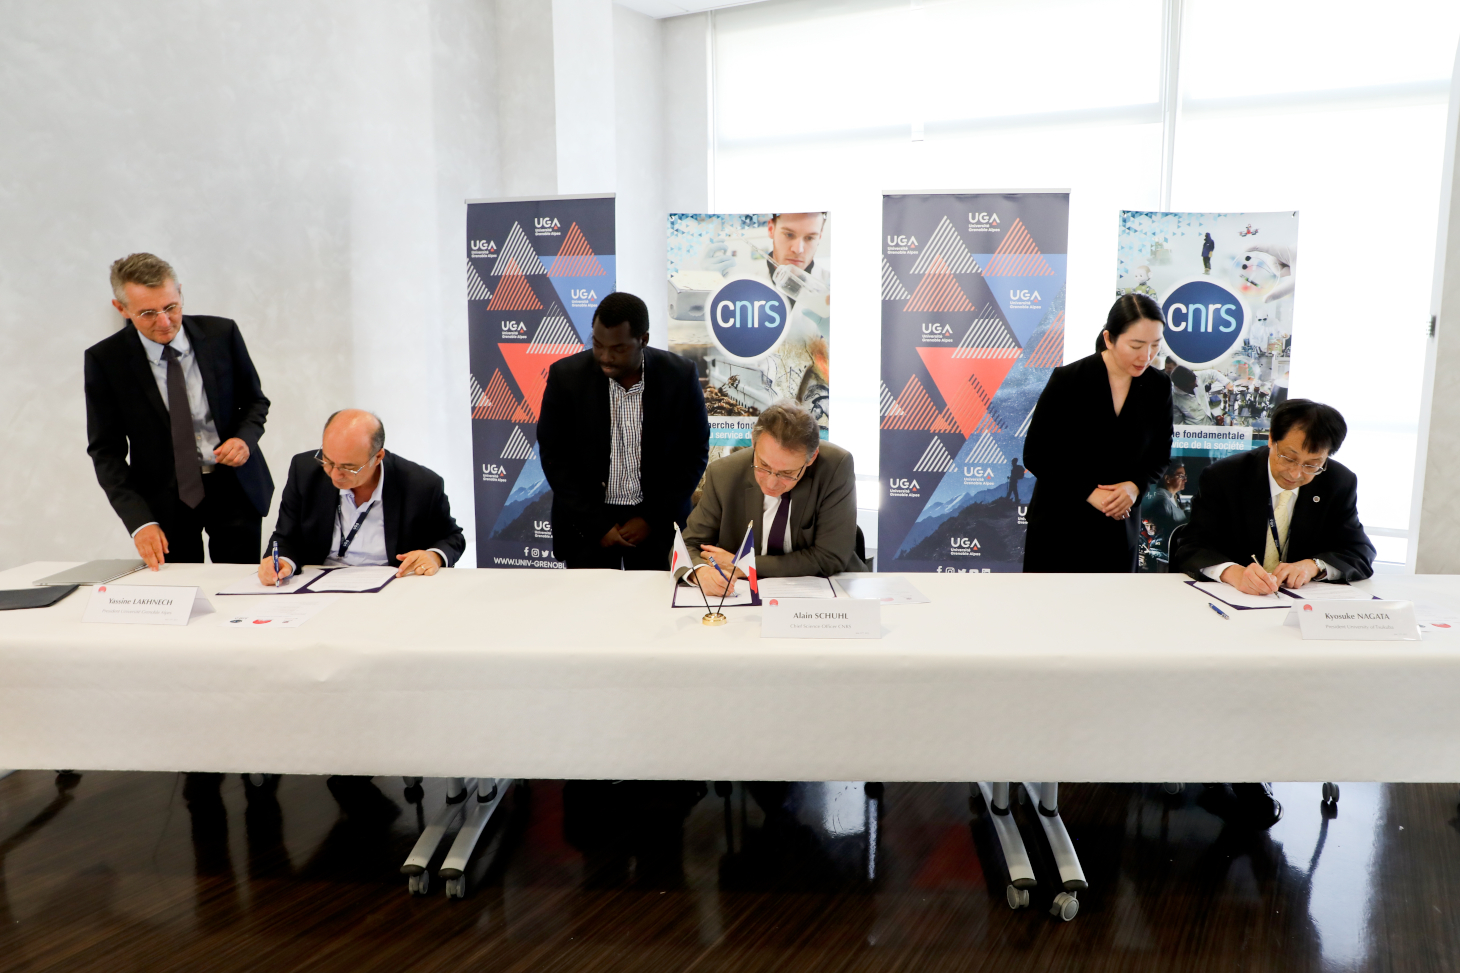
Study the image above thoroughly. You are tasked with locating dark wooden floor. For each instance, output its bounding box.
[2,772,1458,972]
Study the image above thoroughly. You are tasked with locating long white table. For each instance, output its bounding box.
[1,561,1458,782]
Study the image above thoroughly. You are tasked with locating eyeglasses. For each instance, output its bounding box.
[752,453,808,483]
[1273,447,1326,476]
[130,303,182,324]
[314,449,375,476]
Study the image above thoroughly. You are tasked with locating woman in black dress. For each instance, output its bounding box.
[1022,294,1173,573]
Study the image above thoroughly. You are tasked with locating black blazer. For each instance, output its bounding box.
[1022,353,1173,573]
[1171,446,1375,582]
[84,316,273,533]
[267,450,465,568]
[538,346,710,558]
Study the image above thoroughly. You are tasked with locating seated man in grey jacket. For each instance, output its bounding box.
[685,400,867,595]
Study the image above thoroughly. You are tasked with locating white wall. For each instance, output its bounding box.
[0,0,502,570]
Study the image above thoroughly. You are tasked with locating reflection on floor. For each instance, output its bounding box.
[2,773,1458,972]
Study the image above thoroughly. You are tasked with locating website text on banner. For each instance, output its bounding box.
[466,195,616,569]
[1117,211,1299,573]
[879,193,1069,574]
[667,212,831,468]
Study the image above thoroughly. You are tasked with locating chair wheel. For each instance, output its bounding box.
[1006,885,1030,909]
[1162,782,1183,795]
[408,872,430,895]
[445,876,466,899]
[1051,891,1079,921]
[1321,782,1340,804]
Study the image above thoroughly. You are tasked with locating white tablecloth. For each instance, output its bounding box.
[1,561,1458,782]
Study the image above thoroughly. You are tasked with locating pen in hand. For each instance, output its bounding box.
[272,540,281,588]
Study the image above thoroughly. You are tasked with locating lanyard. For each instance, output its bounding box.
[337,499,376,558]
[1266,490,1289,563]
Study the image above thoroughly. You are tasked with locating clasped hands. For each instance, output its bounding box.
[257,549,443,584]
[1220,559,1320,595]
[1086,481,1139,520]
[600,517,650,549]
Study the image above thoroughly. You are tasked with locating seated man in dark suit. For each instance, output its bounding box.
[684,400,867,596]
[258,409,464,583]
[1172,398,1375,828]
[538,291,709,570]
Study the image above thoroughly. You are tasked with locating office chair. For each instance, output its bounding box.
[971,782,1084,920]
[399,776,514,897]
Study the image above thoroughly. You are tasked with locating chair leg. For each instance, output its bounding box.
[975,782,1036,908]
[439,779,513,899]
[400,777,474,895]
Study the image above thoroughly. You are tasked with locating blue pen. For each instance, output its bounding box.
[272,539,281,588]
[1208,601,1231,620]
[705,553,734,590]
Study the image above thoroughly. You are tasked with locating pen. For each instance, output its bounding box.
[1208,602,1231,620]
[705,553,733,590]
[272,540,280,588]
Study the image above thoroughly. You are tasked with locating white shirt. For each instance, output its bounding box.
[605,373,645,506]
[135,327,222,469]
[761,494,793,556]
[1202,464,1330,582]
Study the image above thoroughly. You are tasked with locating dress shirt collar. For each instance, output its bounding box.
[135,325,191,364]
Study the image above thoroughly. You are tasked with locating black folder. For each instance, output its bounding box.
[0,585,79,610]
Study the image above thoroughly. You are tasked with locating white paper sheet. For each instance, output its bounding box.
[221,596,339,629]
[1282,581,1377,602]
[672,582,753,608]
[758,577,837,599]
[214,567,326,595]
[1412,602,1460,632]
[832,575,930,605]
[1190,580,1294,610]
[304,566,398,593]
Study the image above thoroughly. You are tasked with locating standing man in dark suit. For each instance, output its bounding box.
[258,409,465,582]
[85,253,273,568]
[1172,399,1375,594]
[538,292,710,570]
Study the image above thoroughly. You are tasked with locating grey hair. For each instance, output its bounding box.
[751,400,821,460]
[324,410,386,454]
[109,252,179,304]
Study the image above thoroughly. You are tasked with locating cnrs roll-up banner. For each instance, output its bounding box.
[466,194,615,568]
[879,192,1068,573]
[667,212,831,463]
[1116,210,1298,572]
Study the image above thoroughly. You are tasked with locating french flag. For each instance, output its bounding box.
[733,521,757,595]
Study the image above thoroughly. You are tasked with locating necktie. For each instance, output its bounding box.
[161,345,206,508]
[766,497,791,556]
[1262,490,1294,572]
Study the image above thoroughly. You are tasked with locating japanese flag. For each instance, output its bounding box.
[670,523,695,584]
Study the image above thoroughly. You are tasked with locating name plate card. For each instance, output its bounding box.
[82,585,214,627]
[762,598,881,639]
[1295,599,1420,641]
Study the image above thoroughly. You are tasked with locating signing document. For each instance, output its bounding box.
[307,565,399,593]
[215,566,326,595]
[1190,580,1293,610]
[758,577,837,599]
[832,574,929,605]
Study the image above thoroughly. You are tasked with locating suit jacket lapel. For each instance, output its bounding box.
[744,477,765,555]
[183,318,226,433]
[311,463,341,559]
[125,327,170,422]
[382,453,401,561]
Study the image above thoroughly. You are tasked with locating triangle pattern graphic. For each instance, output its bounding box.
[492,222,546,275]
[500,336,579,424]
[881,258,911,301]
[485,258,544,311]
[1015,403,1037,438]
[467,261,492,301]
[916,347,1019,438]
[966,432,1008,466]
[1025,312,1064,368]
[972,411,1002,434]
[547,223,605,277]
[903,255,977,313]
[952,304,1020,359]
[910,217,983,275]
[879,380,903,417]
[500,426,537,461]
[472,370,520,421]
[983,218,1054,276]
[529,304,583,353]
[468,373,485,417]
[881,375,957,432]
[913,437,957,473]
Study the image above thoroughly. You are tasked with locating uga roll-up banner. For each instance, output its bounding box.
[879,192,1069,573]
[466,194,615,568]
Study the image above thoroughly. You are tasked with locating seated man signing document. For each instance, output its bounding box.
[258,409,465,583]
[684,401,867,596]
[1172,399,1375,594]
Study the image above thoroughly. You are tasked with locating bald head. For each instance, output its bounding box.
[319,410,386,491]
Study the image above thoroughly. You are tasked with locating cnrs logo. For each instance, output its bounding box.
[708,278,787,360]
[470,239,497,255]
[501,320,528,336]
[922,322,954,336]
[534,218,561,230]
[968,212,1000,225]
[887,234,919,248]
[1009,289,1042,301]
[1161,279,1247,365]
[571,288,597,301]
[481,463,508,482]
